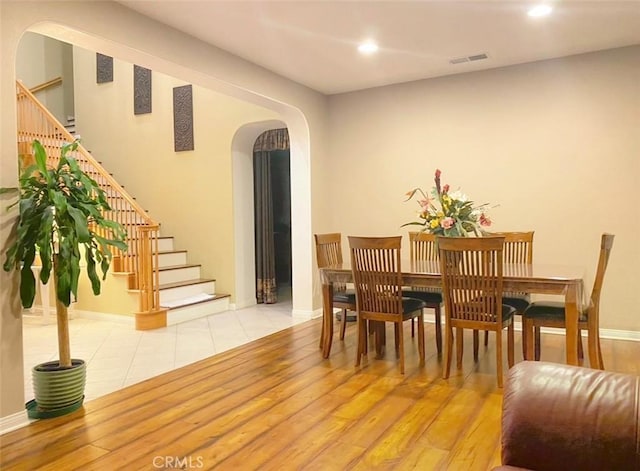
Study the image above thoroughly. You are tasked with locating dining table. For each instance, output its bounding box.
[319,259,586,365]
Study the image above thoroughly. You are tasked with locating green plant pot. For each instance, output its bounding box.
[31,359,86,412]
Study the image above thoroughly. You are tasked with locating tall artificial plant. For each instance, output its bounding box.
[3,139,127,368]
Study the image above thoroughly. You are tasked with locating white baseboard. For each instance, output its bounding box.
[421,316,640,342]
[73,309,135,325]
[0,410,32,435]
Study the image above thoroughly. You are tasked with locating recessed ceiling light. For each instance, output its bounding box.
[358,41,379,55]
[528,4,553,17]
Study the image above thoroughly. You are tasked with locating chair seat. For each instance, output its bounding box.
[333,289,356,304]
[502,296,530,313]
[402,289,442,305]
[523,301,587,322]
[401,297,427,318]
[502,305,517,321]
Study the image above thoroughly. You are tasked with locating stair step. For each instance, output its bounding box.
[161,292,224,309]
[158,250,188,267]
[158,263,201,284]
[159,278,215,304]
[159,278,215,290]
[165,294,231,326]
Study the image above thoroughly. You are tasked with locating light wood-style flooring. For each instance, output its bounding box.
[1,317,638,470]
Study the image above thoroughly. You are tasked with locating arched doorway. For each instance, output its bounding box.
[253,128,291,305]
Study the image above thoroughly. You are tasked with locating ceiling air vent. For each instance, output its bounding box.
[450,53,489,65]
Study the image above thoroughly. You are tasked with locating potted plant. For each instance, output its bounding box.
[2,139,126,418]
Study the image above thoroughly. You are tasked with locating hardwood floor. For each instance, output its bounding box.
[1,317,638,470]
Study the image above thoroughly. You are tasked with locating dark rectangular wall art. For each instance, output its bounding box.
[96,53,113,83]
[173,84,194,152]
[134,65,152,115]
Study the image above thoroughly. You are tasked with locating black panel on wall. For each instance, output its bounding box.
[96,53,113,83]
[134,65,152,115]
[173,84,194,152]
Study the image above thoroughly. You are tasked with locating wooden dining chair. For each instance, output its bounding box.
[314,233,356,343]
[403,231,443,355]
[438,236,515,387]
[485,231,534,353]
[523,233,614,369]
[349,236,426,374]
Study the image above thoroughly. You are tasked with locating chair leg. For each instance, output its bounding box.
[394,323,400,355]
[473,330,479,361]
[398,322,405,374]
[418,312,425,365]
[577,328,584,361]
[587,328,600,369]
[319,317,325,349]
[597,336,605,370]
[496,328,504,388]
[411,318,415,338]
[507,323,515,368]
[434,305,442,356]
[456,327,464,369]
[523,317,535,360]
[443,325,454,379]
[484,330,489,346]
[534,326,541,361]
[339,309,347,340]
[355,317,365,367]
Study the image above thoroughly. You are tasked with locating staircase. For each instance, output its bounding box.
[68,115,231,326]
[17,85,230,329]
[156,236,229,325]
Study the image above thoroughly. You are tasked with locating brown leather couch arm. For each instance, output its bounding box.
[495,361,639,471]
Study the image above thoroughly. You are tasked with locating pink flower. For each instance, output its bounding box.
[442,184,450,193]
[441,217,455,229]
[435,169,441,178]
[418,198,430,211]
[479,213,492,226]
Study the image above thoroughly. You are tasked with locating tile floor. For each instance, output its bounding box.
[22,292,307,404]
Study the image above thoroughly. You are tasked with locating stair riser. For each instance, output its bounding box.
[158,252,187,267]
[157,238,174,252]
[166,297,230,326]
[159,266,201,285]
[160,282,216,303]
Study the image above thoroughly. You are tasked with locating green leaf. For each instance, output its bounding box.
[85,245,101,295]
[67,206,91,242]
[19,264,36,308]
[32,140,51,182]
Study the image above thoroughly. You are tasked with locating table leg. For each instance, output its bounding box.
[565,283,580,366]
[321,282,334,358]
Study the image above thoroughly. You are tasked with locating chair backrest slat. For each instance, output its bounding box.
[315,233,347,292]
[490,231,534,264]
[591,233,615,316]
[409,231,438,262]
[349,236,403,315]
[439,236,505,323]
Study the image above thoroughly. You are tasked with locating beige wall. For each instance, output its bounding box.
[16,31,73,123]
[327,46,640,331]
[1,1,328,421]
[72,46,280,297]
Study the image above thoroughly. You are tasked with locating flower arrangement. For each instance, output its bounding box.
[403,169,492,237]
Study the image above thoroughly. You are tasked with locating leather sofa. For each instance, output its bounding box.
[494,361,639,471]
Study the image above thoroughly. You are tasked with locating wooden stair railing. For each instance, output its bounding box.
[16,80,162,317]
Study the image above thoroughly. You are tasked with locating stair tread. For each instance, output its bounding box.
[161,293,230,309]
[159,278,216,290]
[159,263,201,272]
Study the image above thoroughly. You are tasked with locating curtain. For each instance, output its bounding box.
[254,128,289,304]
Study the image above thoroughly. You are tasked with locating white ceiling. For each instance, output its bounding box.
[119,1,640,95]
